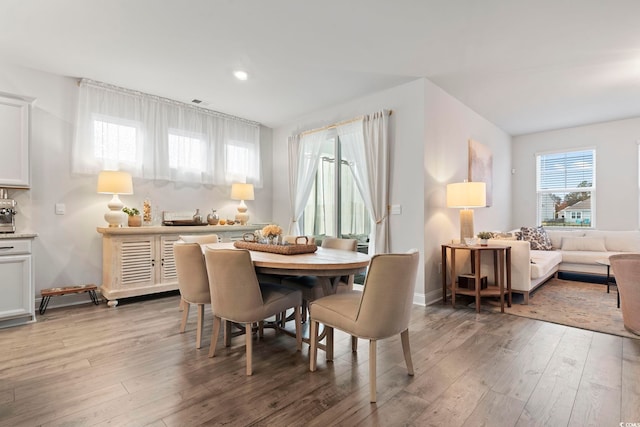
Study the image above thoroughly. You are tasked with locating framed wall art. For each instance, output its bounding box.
[468,139,493,207]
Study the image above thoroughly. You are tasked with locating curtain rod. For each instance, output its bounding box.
[299,110,392,137]
[77,78,262,127]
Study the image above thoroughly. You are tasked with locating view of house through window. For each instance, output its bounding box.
[536,149,595,227]
[301,136,371,245]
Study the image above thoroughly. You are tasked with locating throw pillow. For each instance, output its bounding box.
[561,237,607,252]
[520,226,553,250]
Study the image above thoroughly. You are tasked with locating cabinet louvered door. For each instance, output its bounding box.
[119,238,155,288]
[159,235,180,283]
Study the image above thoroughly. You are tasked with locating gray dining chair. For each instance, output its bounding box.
[309,249,419,403]
[204,247,303,375]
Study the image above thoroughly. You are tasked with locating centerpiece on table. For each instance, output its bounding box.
[261,224,283,245]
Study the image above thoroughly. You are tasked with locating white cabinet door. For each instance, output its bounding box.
[0,254,33,323]
[0,95,31,188]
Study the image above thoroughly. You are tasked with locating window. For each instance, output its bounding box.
[168,130,206,171]
[537,149,595,228]
[93,115,140,165]
[73,79,261,186]
[302,136,371,240]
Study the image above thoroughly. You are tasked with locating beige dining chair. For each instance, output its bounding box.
[179,234,220,244]
[204,248,303,375]
[280,237,358,318]
[173,242,212,349]
[177,234,220,311]
[609,254,640,335]
[309,249,419,403]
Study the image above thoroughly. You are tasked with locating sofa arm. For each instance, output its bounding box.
[487,239,532,292]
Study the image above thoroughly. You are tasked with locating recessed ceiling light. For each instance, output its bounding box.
[233,70,248,81]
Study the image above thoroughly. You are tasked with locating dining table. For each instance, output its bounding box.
[202,241,371,294]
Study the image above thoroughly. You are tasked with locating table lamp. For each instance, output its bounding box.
[231,182,254,225]
[97,170,133,227]
[446,181,486,242]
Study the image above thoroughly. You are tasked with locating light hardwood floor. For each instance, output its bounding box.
[0,294,638,426]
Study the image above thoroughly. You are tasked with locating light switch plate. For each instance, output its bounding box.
[390,204,402,215]
[55,203,65,215]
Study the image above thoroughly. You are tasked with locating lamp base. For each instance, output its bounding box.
[105,194,126,228]
[459,209,475,242]
[235,212,249,225]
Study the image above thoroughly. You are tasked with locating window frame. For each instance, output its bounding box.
[536,148,596,229]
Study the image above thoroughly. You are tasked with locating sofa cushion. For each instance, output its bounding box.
[530,250,562,280]
[560,250,618,265]
[545,230,586,249]
[561,237,607,252]
[520,226,553,250]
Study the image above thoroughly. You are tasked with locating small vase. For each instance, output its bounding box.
[128,215,142,227]
[480,239,488,246]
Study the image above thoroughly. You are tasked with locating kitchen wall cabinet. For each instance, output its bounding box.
[0,237,35,328]
[97,224,262,307]
[0,94,33,188]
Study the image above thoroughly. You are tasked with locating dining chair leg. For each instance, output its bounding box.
[295,304,302,351]
[369,339,377,403]
[258,321,264,338]
[310,320,318,372]
[326,326,334,362]
[208,316,222,358]
[178,297,185,311]
[179,301,190,333]
[196,304,204,349]
[245,323,253,376]
[351,336,358,352]
[224,320,232,347]
[400,329,414,376]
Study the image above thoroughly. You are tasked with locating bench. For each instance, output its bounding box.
[39,284,100,314]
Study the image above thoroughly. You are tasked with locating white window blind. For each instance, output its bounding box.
[536,149,595,227]
[73,79,262,186]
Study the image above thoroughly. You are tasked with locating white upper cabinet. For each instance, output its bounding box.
[0,93,32,188]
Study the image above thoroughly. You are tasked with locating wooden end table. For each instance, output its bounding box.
[441,243,512,313]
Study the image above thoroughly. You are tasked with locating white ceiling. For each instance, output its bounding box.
[2,0,640,135]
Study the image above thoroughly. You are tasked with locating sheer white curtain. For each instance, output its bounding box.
[338,110,389,254]
[73,79,261,186]
[288,130,327,235]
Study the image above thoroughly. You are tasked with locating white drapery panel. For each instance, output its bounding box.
[287,130,326,235]
[338,110,389,254]
[73,79,261,186]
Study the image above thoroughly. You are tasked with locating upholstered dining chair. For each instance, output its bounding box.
[204,248,303,375]
[176,234,220,311]
[173,242,212,349]
[179,233,220,244]
[309,249,419,403]
[609,254,640,335]
[280,237,358,316]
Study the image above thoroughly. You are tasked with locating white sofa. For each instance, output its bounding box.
[450,230,640,304]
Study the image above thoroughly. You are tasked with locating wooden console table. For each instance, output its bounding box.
[441,243,512,313]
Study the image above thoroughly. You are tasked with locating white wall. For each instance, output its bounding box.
[271,78,513,304]
[512,117,640,230]
[424,80,512,303]
[271,79,427,300]
[0,63,273,305]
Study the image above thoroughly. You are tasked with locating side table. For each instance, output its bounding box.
[441,243,512,313]
[596,258,620,308]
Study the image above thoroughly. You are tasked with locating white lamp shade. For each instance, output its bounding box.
[230,183,255,201]
[97,170,133,195]
[446,181,486,208]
